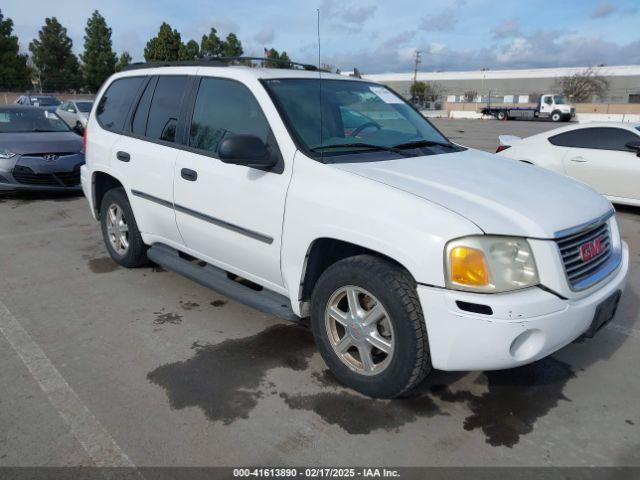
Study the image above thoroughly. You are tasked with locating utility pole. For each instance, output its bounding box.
[413,50,422,84]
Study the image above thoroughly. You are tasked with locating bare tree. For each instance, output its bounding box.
[424,82,444,102]
[554,68,609,103]
[463,90,477,102]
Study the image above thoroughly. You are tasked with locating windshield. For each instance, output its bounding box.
[553,95,566,105]
[0,109,70,133]
[263,79,453,160]
[32,97,61,107]
[76,101,93,113]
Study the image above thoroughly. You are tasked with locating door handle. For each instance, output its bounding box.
[181,168,198,181]
[116,151,130,162]
[570,156,587,163]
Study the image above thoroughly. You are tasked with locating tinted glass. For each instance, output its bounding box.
[131,77,156,136]
[0,109,69,133]
[189,78,271,154]
[146,76,188,142]
[263,79,450,159]
[96,77,144,132]
[33,97,60,106]
[76,102,93,112]
[549,127,640,151]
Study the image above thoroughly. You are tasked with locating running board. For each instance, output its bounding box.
[147,244,299,322]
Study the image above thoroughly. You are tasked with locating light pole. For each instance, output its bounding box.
[413,50,422,84]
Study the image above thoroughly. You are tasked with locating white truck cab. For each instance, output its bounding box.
[538,94,575,121]
[81,60,628,398]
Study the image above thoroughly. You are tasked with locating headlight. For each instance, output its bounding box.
[445,236,539,293]
[0,149,16,159]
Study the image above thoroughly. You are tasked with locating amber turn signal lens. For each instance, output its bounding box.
[449,247,490,286]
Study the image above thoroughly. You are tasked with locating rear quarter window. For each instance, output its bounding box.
[96,77,145,132]
[549,127,640,151]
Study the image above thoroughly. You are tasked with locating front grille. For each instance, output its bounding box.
[12,165,80,187]
[22,152,76,158]
[556,220,612,290]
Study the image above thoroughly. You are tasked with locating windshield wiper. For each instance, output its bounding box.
[310,142,416,156]
[392,139,456,150]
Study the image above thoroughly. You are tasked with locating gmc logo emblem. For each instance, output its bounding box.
[580,235,605,262]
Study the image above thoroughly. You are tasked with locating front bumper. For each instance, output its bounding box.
[418,241,629,371]
[0,153,84,192]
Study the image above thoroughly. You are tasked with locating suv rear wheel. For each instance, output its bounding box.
[100,187,147,267]
[310,255,431,398]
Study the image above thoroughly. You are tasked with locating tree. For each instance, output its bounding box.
[144,23,182,61]
[200,28,223,57]
[221,33,243,57]
[115,51,132,72]
[179,39,200,60]
[0,9,31,90]
[29,17,81,91]
[554,68,609,103]
[423,82,444,102]
[463,90,478,102]
[80,10,116,92]
[264,48,291,68]
[410,81,427,102]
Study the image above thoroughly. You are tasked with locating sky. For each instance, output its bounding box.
[3,0,640,74]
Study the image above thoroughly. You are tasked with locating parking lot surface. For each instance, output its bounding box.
[1,119,638,467]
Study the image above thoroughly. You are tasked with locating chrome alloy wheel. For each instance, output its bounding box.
[106,203,129,255]
[325,286,395,376]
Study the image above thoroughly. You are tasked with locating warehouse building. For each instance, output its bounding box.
[364,65,640,104]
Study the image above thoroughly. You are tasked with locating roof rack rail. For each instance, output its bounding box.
[122,56,327,72]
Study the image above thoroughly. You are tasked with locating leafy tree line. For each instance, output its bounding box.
[1,9,293,94]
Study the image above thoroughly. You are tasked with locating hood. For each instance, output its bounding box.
[0,132,82,155]
[332,148,612,239]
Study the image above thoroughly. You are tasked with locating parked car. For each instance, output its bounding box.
[14,95,62,112]
[56,100,93,130]
[0,106,84,192]
[497,122,640,207]
[81,63,629,398]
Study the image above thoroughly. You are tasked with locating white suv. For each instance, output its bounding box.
[81,61,629,398]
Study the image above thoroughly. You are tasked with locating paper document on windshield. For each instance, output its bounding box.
[369,86,403,104]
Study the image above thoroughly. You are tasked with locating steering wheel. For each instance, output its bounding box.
[349,121,381,137]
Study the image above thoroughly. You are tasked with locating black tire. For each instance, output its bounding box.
[551,110,562,122]
[497,110,507,121]
[310,254,431,398]
[100,187,148,268]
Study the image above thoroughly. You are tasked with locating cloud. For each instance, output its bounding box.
[590,3,616,18]
[253,28,274,45]
[491,19,520,38]
[419,9,457,31]
[320,0,377,32]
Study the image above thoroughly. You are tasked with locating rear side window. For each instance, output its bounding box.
[189,77,271,154]
[549,127,640,151]
[131,77,157,136]
[96,77,144,132]
[145,76,189,142]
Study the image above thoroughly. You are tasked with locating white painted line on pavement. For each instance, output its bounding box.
[0,299,135,468]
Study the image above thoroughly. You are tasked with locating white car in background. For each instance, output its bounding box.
[55,100,94,131]
[497,122,640,207]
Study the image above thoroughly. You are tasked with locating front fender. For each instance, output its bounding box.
[281,153,481,316]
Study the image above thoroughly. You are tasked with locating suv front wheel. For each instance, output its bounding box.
[100,187,148,267]
[310,255,431,398]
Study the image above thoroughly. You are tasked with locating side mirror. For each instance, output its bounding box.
[72,124,84,136]
[218,134,276,169]
[625,140,640,157]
